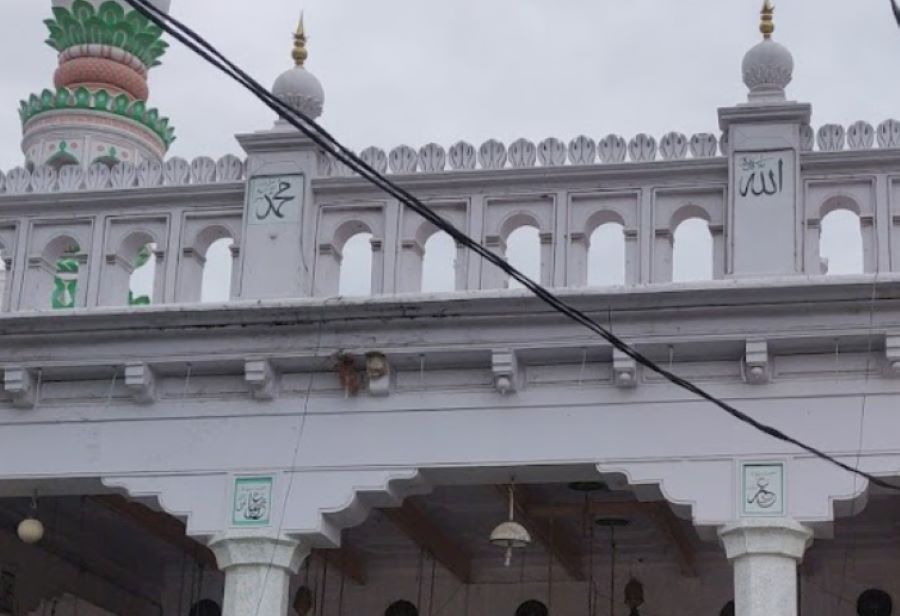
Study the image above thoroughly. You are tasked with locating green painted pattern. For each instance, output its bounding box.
[45,0,168,67]
[18,86,175,148]
[52,245,81,310]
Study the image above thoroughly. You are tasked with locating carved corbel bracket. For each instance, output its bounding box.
[125,362,157,404]
[4,367,36,409]
[613,349,637,389]
[885,334,900,377]
[743,339,770,385]
[492,349,519,395]
[366,352,391,397]
[245,359,278,400]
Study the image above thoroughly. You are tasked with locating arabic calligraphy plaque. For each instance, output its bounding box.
[742,463,785,516]
[247,174,304,225]
[732,149,796,275]
[232,476,273,527]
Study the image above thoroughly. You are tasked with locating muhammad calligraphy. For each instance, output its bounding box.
[742,463,785,516]
[232,476,273,526]
[247,174,304,225]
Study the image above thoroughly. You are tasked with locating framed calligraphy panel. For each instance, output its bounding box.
[247,173,305,225]
[232,476,274,527]
[741,462,785,517]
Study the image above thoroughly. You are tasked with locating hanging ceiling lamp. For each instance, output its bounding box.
[596,518,629,616]
[491,484,532,566]
[17,493,44,545]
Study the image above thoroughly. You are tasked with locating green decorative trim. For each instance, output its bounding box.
[19,87,176,148]
[45,0,168,67]
[52,244,80,310]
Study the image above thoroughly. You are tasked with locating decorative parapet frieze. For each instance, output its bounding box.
[817,124,846,152]
[0,155,246,196]
[245,359,278,401]
[612,349,637,389]
[124,362,156,404]
[4,368,36,409]
[743,340,770,385]
[492,349,519,395]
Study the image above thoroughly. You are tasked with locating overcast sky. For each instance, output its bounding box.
[1,0,895,296]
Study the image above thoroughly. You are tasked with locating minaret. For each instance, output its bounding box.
[19,0,176,169]
[718,1,811,277]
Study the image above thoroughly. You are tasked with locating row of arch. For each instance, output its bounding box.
[0,206,867,310]
[334,210,866,297]
[1,227,237,311]
[337,219,718,297]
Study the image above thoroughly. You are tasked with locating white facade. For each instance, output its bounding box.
[2,3,900,616]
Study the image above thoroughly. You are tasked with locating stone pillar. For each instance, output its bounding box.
[719,519,813,616]
[209,533,308,616]
[235,131,320,300]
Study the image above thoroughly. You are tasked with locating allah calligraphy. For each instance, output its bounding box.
[232,476,273,526]
[247,174,304,225]
[742,463,784,516]
[738,155,786,198]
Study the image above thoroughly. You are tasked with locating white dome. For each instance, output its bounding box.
[272,66,325,120]
[742,39,793,104]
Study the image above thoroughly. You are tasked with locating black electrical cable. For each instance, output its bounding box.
[893,0,900,27]
[122,0,900,492]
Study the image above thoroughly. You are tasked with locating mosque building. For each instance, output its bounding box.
[2,2,900,616]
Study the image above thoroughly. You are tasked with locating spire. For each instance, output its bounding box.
[292,13,309,67]
[760,0,775,40]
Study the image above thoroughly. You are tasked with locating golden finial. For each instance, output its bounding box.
[760,0,775,39]
[292,12,309,67]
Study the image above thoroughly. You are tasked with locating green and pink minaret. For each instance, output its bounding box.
[19,0,175,169]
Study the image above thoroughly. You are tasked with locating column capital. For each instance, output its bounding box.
[719,518,813,562]
[208,532,308,574]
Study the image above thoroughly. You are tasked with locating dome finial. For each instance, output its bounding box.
[292,12,309,67]
[760,0,775,39]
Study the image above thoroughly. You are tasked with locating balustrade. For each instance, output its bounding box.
[0,120,898,312]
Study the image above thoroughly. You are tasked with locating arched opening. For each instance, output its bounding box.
[820,209,863,275]
[339,232,374,296]
[587,222,626,287]
[506,225,541,289]
[128,243,156,306]
[421,231,457,293]
[52,243,81,310]
[672,218,713,282]
[201,237,235,302]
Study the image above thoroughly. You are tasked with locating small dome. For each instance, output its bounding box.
[273,66,325,120]
[742,39,793,103]
[271,14,325,122]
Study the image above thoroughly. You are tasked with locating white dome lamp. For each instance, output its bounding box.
[490,483,531,567]
[272,13,325,127]
[17,493,45,545]
[742,0,794,105]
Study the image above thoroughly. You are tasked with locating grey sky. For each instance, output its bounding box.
[3,1,899,168]
[1,0,891,297]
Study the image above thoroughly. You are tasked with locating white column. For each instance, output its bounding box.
[209,533,308,616]
[719,519,813,616]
